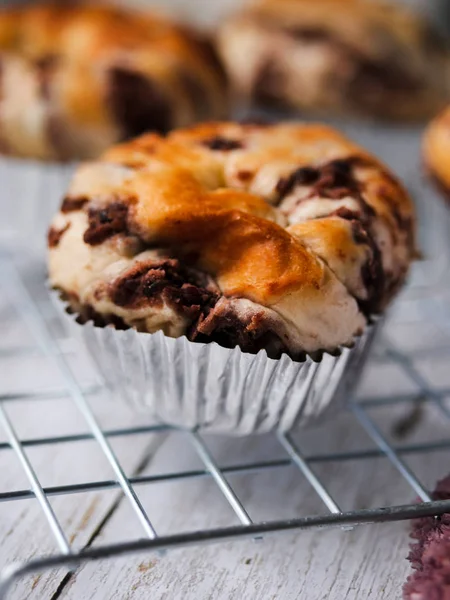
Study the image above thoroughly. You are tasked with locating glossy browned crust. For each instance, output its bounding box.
[98,123,414,306]
[48,122,416,355]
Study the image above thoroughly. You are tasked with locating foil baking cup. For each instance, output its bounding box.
[52,291,378,434]
[0,157,75,255]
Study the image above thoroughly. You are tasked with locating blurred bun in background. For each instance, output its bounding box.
[217,0,450,122]
[0,2,227,161]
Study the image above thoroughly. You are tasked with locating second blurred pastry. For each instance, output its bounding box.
[0,3,227,161]
[217,0,450,122]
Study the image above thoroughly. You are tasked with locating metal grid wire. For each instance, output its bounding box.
[1,243,450,599]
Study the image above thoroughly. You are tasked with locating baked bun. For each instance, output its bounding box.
[0,3,226,161]
[217,0,450,121]
[48,121,416,359]
[423,105,450,201]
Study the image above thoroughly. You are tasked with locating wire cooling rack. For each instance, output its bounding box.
[1,230,450,599]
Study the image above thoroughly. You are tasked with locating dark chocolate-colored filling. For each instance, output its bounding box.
[64,292,297,359]
[66,303,126,329]
[78,305,128,330]
[202,136,243,151]
[352,57,420,94]
[190,302,287,359]
[277,157,364,201]
[108,67,172,138]
[48,223,70,248]
[277,157,390,312]
[107,260,295,358]
[253,22,424,115]
[83,202,129,246]
[61,196,89,213]
[35,54,59,100]
[348,57,422,114]
[286,27,334,44]
[252,59,290,110]
[286,26,422,97]
[110,258,218,321]
[177,26,227,86]
[276,156,394,312]
[276,166,319,198]
[58,290,128,330]
[236,170,253,182]
[332,207,384,314]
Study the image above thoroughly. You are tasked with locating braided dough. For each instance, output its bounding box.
[0,3,226,160]
[48,122,416,359]
[423,105,450,202]
[217,0,450,121]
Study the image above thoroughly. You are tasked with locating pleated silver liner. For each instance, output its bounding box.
[51,290,378,434]
[0,157,75,255]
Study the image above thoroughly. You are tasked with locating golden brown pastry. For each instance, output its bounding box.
[423,105,450,201]
[48,121,416,359]
[0,3,226,160]
[217,0,450,121]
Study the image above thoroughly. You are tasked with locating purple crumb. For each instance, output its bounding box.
[403,475,450,599]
